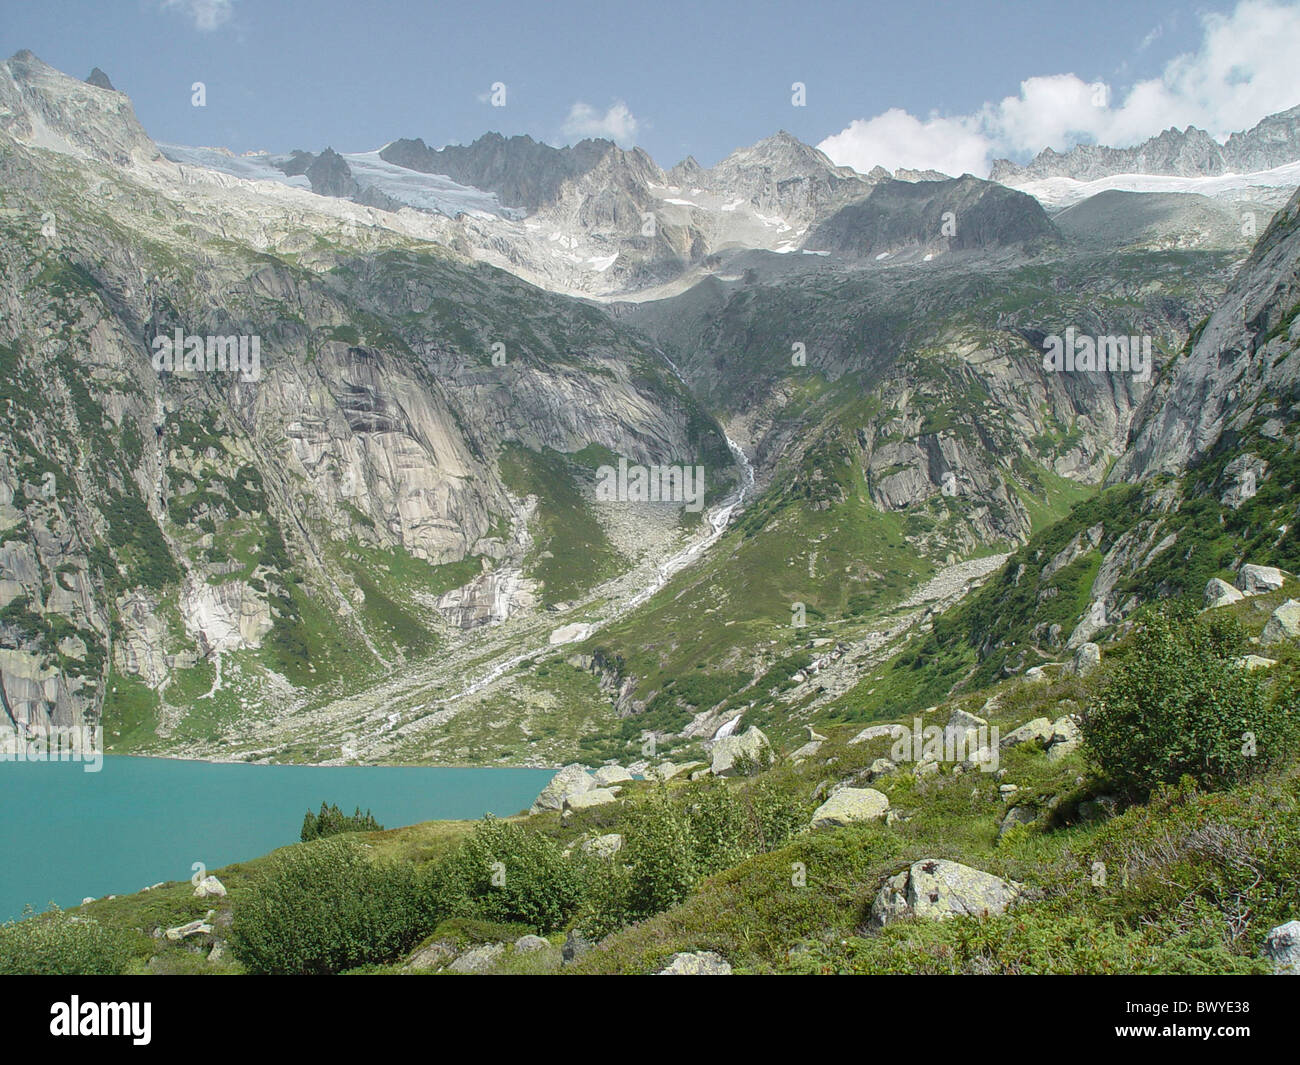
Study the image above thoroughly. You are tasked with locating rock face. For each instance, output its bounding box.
[0,52,741,754]
[1063,643,1102,678]
[808,174,1055,260]
[530,764,594,814]
[1261,600,1300,646]
[657,950,733,975]
[710,726,771,776]
[1115,189,1300,483]
[1261,921,1300,974]
[870,859,1023,927]
[810,787,890,829]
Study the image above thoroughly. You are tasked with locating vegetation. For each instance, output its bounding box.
[300,803,384,842]
[229,840,427,975]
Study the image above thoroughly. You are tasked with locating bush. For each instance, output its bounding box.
[0,908,140,975]
[429,817,580,934]
[1083,609,1299,799]
[576,778,806,941]
[230,839,428,975]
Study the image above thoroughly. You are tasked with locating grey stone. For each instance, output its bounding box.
[657,950,732,974]
[870,859,1023,927]
[810,787,890,829]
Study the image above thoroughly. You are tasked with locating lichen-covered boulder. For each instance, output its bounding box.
[870,859,1023,927]
[810,787,889,829]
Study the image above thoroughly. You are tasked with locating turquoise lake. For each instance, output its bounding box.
[0,756,555,922]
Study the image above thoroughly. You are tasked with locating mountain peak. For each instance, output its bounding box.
[85,67,116,92]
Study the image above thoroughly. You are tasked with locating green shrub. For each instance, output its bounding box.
[1083,609,1299,798]
[429,817,580,934]
[230,839,428,975]
[0,908,140,975]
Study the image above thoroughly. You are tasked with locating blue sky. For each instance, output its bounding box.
[3,0,1298,174]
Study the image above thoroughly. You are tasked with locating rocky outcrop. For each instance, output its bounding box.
[530,764,595,814]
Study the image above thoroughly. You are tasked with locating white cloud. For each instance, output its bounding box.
[819,109,991,177]
[160,0,234,32]
[819,0,1300,177]
[562,101,639,147]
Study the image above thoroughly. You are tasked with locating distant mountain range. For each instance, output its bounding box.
[991,105,1300,183]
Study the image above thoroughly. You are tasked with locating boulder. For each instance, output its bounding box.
[564,788,619,812]
[1236,654,1278,671]
[649,760,703,781]
[849,724,902,745]
[1261,921,1300,974]
[710,726,771,776]
[164,919,213,942]
[1046,716,1083,761]
[592,765,633,787]
[404,939,457,971]
[789,739,823,763]
[1204,577,1245,609]
[865,757,897,780]
[530,764,594,814]
[1261,599,1300,646]
[870,859,1022,927]
[1063,642,1101,678]
[580,833,624,859]
[447,942,505,973]
[1236,564,1284,595]
[999,718,1053,750]
[193,875,226,899]
[810,787,890,829]
[998,805,1037,838]
[514,934,550,954]
[657,950,733,975]
[1023,666,1050,684]
[562,928,592,964]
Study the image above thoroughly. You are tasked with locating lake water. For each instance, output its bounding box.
[0,756,555,922]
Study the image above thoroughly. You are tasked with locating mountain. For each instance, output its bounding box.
[0,49,1295,771]
[991,105,1300,183]
[380,133,637,212]
[806,173,1057,258]
[0,52,736,757]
